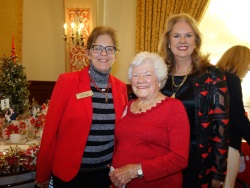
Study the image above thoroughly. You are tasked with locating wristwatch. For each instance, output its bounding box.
[137,167,144,178]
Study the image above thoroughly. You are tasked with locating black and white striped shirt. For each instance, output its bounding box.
[81,67,115,172]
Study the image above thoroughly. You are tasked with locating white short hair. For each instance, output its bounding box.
[128,51,167,89]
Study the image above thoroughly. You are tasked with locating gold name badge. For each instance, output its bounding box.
[76,90,93,99]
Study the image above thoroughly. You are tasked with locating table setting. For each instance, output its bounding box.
[0,103,48,188]
[0,130,41,175]
[0,103,48,175]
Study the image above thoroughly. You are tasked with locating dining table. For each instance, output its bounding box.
[0,138,40,188]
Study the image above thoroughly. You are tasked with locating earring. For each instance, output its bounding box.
[168,44,170,48]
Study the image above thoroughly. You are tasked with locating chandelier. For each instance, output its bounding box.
[63,10,87,47]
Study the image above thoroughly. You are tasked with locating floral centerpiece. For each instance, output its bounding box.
[19,102,49,136]
[29,103,48,130]
[1,119,20,140]
[0,146,22,174]
[21,145,40,170]
[1,101,49,140]
[0,101,49,174]
[0,144,40,174]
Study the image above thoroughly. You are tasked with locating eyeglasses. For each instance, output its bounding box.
[90,45,117,54]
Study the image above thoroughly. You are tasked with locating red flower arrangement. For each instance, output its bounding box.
[1,102,49,140]
[2,121,19,139]
[28,102,49,130]
[0,102,49,174]
[21,145,40,170]
[0,145,40,174]
[19,120,27,129]
[29,113,46,130]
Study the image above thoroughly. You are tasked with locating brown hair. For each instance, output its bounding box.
[86,26,119,50]
[158,13,210,74]
[216,45,250,78]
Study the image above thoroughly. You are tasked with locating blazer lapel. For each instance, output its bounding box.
[110,76,123,125]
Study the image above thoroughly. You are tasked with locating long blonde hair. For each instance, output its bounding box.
[158,13,210,74]
[216,45,250,78]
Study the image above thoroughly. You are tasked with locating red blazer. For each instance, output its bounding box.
[36,67,128,182]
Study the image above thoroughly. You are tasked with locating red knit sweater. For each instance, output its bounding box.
[112,97,190,188]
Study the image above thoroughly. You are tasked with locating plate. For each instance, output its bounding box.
[5,139,28,145]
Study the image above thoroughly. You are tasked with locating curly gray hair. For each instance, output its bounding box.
[128,51,167,89]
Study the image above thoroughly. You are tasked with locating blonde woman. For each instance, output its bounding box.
[216,45,250,188]
[159,13,230,188]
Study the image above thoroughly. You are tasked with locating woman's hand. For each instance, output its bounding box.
[211,179,224,188]
[35,180,50,188]
[109,164,141,188]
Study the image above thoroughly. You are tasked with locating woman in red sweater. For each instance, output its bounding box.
[109,52,190,188]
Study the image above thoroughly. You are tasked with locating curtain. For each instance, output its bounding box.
[135,0,211,53]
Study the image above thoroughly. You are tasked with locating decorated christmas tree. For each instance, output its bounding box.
[0,36,30,115]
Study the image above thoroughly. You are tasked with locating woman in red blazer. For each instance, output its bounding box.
[35,26,128,188]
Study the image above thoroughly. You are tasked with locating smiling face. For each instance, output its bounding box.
[86,34,116,73]
[131,60,160,100]
[169,21,196,61]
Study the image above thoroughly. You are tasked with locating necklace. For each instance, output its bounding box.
[172,74,188,88]
[90,76,110,103]
[171,75,188,98]
[171,66,192,98]
[137,93,161,112]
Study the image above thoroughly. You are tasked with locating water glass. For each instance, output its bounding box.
[26,129,36,144]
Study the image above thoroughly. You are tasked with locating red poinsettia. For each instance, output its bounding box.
[29,114,46,130]
[36,113,46,129]
[21,145,40,170]
[19,120,27,129]
[3,122,19,137]
[7,156,18,165]
[29,117,37,127]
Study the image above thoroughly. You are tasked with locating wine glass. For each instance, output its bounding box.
[26,129,36,145]
[20,129,27,140]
